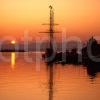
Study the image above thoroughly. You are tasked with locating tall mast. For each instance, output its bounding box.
[40,5,59,50]
[49,5,54,49]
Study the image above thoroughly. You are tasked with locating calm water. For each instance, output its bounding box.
[0,52,100,100]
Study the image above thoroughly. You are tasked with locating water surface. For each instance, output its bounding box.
[0,52,100,100]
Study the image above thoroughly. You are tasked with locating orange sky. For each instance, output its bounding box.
[0,0,100,41]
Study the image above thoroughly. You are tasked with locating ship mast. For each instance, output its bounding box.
[40,5,59,56]
[49,5,54,49]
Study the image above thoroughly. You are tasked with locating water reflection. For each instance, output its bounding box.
[0,52,99,100]
[84,64,100,79]
[48,64,54,100]
[11,52,15,70]
[47,62,100,100]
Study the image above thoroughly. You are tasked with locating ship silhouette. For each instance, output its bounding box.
[41,6,100,67]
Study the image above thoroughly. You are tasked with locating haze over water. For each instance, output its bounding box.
[0,52,100,100]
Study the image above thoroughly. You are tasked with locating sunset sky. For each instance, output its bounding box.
[0,0,100,41]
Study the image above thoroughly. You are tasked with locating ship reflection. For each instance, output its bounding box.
[86,64,100,79]
[11,52,16,70]
[48,63,54,100]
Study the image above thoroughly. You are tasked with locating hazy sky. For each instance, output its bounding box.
[0,0,100,41]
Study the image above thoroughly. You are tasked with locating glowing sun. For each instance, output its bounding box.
[11,40,16,44]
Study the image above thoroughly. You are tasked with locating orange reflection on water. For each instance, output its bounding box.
[0,52,99,100]
[11,52,15,70]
